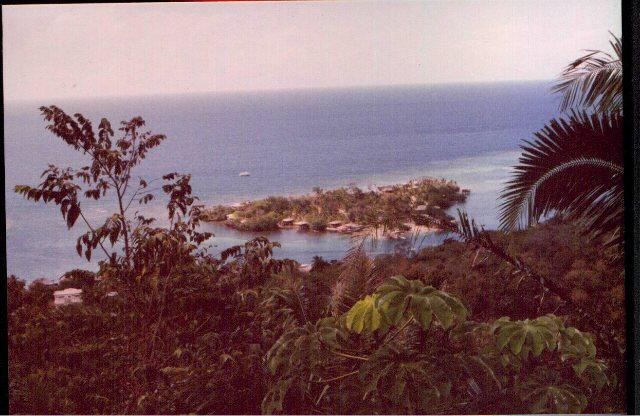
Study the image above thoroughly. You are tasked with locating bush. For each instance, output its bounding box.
[237,212,280,231]
[263,275,611,415]
[309,217,328,232]
[201,205,233,222]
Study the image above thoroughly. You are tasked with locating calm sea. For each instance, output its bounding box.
[4,82,559,281]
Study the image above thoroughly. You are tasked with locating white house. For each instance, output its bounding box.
[53,288,83,306]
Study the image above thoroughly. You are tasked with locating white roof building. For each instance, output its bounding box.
[53,288,83,306]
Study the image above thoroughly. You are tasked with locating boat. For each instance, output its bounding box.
[239,171,250,177]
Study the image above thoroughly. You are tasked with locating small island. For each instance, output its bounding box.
[201,178,470,237]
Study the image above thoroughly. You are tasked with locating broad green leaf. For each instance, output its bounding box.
[509,329,527,355]
[373,275,467,331]
[528,328,545,357]
[345,295,382,334]
[493,315,564,359]
[426,294,454,329]
[410,296,433,329]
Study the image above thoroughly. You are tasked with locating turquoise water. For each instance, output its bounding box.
[4,82,559,281]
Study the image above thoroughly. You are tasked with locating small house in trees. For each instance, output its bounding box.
[294,221,310,230]
[53,288,82,306]
[339,223,365,233]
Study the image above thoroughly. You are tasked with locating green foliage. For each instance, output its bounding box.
[375,275,467,330]
[207,178,466,234]
[552,33,622,114]
[500,33,624,249]
[14,106,182,264]
[57,269,96,290]
[345,276,467,334]
[309,216,328,232]
[264,275,612,414]
[520,383,588,414]
[345,295,384,333]
[499,111,623,247]
[8,96,626,414]
[236,212,280,231]
[492,315,560,358]
[201,205,233,222]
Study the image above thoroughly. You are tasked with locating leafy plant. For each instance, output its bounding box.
[498,111,623,246]
[14,106,212,267]
[552,33,622,114]
[500,33,624,250]
[263,276,610,414]
[345,275,467,333]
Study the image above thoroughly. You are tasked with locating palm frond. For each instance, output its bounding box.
[499,111,623,245]
[329,238,382,316]
[551,33,622,114]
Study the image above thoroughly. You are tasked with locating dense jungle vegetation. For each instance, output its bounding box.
[7,34,626,414]
[202,179,466,232]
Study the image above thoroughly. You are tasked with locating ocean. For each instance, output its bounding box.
[4,81,560,281]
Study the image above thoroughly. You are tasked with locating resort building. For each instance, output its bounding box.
[339,223,365,233]
[53,288,83,306]
[281,218,294,226]
[294,221,310,230]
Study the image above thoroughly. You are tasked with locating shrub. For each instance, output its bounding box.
[263,276,611,415]
[237,212,280,231]
[201,205,233,222]
[309,217,328,232]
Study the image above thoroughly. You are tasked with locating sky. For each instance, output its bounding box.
[2,0,621,101]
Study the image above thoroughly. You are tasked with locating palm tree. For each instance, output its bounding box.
[552,33,622,114]
[499,33,624,247]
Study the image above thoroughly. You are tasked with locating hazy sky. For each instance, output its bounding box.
[3,1,621,101]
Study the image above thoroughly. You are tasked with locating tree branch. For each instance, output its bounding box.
[312,370,359,384]
[78,211,111,259]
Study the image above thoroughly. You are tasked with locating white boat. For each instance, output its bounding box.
[239,171,250,177]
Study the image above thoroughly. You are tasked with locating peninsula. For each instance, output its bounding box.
[201,178,469,237]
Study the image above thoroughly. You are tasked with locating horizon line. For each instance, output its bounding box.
[4,78,555,104]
